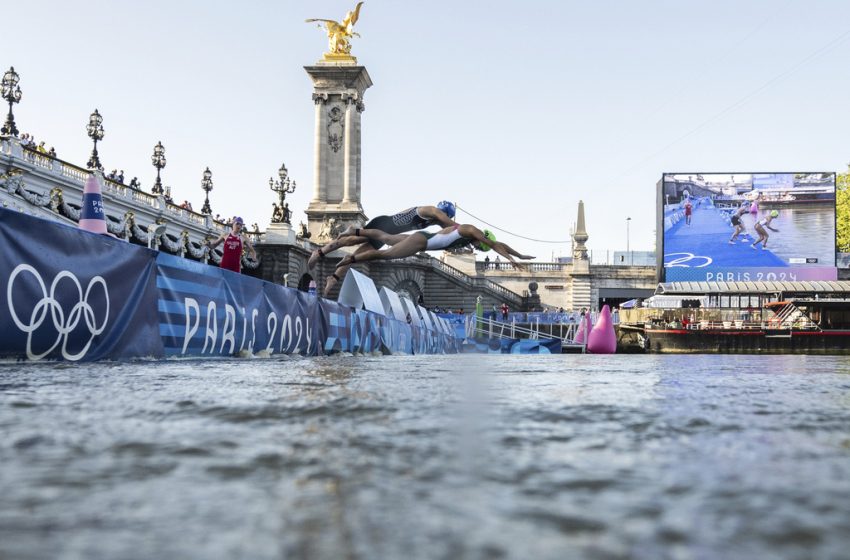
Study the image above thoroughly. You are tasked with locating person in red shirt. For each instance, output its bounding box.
[684,199,693,226]
[207,216,257,273]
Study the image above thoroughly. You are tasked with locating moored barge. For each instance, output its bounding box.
[618,281,850,354]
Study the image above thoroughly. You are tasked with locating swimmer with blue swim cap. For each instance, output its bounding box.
[332,223,534,279]
[751,209,780,250]
[308,202,459,296]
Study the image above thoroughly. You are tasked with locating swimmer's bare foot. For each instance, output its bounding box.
[337,255,354,268]
[307,247,325,269]
[323,272,341,296]
[336,225,357,239]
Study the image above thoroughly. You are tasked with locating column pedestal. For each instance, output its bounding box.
[304,63,372,241]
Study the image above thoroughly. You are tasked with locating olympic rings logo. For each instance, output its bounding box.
[664,253,713,268]
[7,264,110,361]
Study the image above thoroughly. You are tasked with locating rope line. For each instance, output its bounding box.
[456,204,573,244]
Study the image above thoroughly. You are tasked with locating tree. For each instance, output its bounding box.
[838,165,850,252]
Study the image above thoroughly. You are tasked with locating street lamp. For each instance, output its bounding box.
[0,67,22,137]
[269,162,296,222]
[200,167,213,215]
[86,109,105,170]
[626,216,632,264]
[151,141,166,195]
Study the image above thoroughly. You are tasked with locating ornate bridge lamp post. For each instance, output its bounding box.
[86,109,105,170]
[0,67,22,137]
[151,141,166,195]
[269,162,296,223]
[200,167,213,215]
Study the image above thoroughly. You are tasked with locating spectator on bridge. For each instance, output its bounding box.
[308,202,458,296]
[501,302,509,321]
[484,255,490,269]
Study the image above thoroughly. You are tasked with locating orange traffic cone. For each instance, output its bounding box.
[79,171,108,235]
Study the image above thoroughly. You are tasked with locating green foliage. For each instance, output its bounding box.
[838,166,850,252]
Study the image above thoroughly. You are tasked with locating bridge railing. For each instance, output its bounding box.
[425,255,524,306]
[466,314,584,349]
[475,253,656,269]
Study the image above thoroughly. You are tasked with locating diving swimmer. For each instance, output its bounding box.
[309,202,457,295]
[329,223,534,287]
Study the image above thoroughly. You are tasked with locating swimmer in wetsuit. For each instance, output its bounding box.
[330,224,534,286]
[751,210,779,250]
[308,201,457,295]
[728,203,750,244]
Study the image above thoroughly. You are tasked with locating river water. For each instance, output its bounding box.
[1,354,849,560]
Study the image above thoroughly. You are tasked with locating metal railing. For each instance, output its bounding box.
[467,314,584,348]
[424,256,524,306]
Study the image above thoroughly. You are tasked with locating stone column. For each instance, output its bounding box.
[342,94,356,205]
[304,64,372,240]
[355,100,365,202]
[311,93,328,204]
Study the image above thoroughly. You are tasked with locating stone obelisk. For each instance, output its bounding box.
[303,10,372,243]
[569,200,592,311]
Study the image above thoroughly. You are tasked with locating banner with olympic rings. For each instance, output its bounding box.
[0,209,458,361]
[0,210,160,361]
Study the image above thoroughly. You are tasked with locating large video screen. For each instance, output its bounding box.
[660,173,837,282]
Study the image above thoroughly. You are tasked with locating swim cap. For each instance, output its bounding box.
[233,216,244,224]
[477,229,497,252]
[436,201,456,219]
[770,210,779,218]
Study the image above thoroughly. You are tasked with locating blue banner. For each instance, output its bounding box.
[156,253,325,357]
[0,209,160,361]
[0,209,462,361]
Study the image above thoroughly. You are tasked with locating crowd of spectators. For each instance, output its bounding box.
[19,133,57,158]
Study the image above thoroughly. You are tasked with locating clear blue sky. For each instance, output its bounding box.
[5,0,849,260]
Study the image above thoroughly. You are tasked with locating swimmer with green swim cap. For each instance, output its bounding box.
[309,202,458,296]
[477,229,497,251]
[331,223,534,286]
[752,209,780,250]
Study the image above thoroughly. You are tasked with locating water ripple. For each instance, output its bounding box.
[1,355,849,559]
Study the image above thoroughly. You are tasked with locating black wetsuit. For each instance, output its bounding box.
[364,207,440,249]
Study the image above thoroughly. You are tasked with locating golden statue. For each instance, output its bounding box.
[306,2,364,59]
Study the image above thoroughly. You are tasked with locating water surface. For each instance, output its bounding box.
[1,354,849,559]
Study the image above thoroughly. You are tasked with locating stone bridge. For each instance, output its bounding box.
[253,242,657,313]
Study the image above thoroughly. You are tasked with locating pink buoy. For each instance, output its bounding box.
[749,201,759,215]
[574,317,586,344]
[574,312,592,344]
[78,172,108,235]
[587,305,617,354]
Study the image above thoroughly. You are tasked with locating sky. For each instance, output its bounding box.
[4,0,850,261]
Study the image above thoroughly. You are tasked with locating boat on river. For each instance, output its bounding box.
[618,281,850,354]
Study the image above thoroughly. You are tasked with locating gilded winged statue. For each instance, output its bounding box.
[306,2,364,55]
